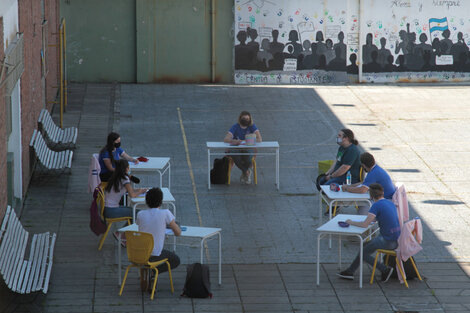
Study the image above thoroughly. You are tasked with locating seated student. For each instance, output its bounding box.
[104,160,147,220]
[337,183,400,282]
[223,111,262,184]
[99,132,139,182]
[320,129,361,185]
[136,187,181,274]
[342,152,396,199]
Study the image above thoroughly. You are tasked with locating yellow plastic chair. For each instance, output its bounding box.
[97,183,132,251]
[119,231,174,300]
[369,230,423,288]
[227,156,257,185]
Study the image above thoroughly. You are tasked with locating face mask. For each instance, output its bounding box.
[240,119,250,127]
[336,137,342,145]
[114,142,121,148]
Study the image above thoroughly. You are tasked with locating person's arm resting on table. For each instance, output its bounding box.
[125,183,148,198]
[121,152,139,164]
[168,220,182,236]
[224,132,242,145]
[346,213,375,228]
[255,130,262,142]
[342,183,368,193]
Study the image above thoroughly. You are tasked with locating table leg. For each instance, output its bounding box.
[359,234,363,289]
[118,236,122,286]
[328,201,334,249]
[208,149,211,190]
[276,147,280,190]
[218,232,222,285]
[200,238,205,264]
[338,235,342,269]
[319,192,323,224]
[132,204,138,222]
[159,170,163,190]
[168,163,171,190]
[316,233,322,285]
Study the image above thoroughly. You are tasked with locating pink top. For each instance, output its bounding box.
[104,178,130,208]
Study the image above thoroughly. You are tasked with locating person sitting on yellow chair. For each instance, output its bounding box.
[224,111,262,184]
[137,187,181,275]
[337,183,400,282]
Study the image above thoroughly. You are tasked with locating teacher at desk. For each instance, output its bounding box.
[224,111,262,184]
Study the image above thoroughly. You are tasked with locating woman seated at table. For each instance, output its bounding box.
[99,132,139,182]
[223,111,262,184]
[104,160,147,220]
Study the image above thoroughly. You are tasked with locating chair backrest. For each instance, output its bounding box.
[359,166,365,182]
[125,231,154,265]
[392,183,410,227]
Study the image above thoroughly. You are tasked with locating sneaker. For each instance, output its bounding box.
[336,270,354,280]
[240,173,247,184]
[113,231,126,248]
[381,266,394,282]
[245,169,252,184]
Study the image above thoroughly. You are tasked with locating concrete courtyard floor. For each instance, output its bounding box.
[2,83,470,312]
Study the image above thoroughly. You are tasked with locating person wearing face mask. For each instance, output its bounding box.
[104,160,147,220]
[342,152,396,199]
[320,129,361,186]
[223,111,262,184]
[98,132,139,182]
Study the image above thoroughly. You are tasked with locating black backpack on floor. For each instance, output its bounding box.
[210,156,229,184]
[181,263,212,298]
[384,255,419,280]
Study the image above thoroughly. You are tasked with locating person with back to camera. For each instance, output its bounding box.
[224,111,262,184]
[99,132,139,182]
[337,183,400,282]
[320,128,361,186]
[137,187,181,287]
[104,160,147,221]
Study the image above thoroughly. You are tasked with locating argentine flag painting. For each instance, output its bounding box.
[429,17,448,37]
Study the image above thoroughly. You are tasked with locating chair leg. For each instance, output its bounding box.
[409,256,423,281]
[150,269,159,300]
[166,260,174,293]
[332,204,338,216]
[98,222,114,250]
[119,265,132,295]
[395,257,409,288]
[227,158,234,185]
[370,252,380,284]
[252,158,257,185]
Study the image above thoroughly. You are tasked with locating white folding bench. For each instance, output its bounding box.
[38,109,78,150]
[0,206,56,294]
[30,129,73,176]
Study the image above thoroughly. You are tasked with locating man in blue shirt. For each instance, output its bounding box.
[342,152,396,199]
[337,183,401,282]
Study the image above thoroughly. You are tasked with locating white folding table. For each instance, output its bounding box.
[316,214,379,289]
[206,141,280,190]
[129,157,171,189]
[116,224,222,286]
[319,185,372,224]
[128,187,176,221]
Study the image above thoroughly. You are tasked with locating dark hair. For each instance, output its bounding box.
[145,187,163,208]
[360,152,375,168]
[369,183,384,200]
[238,111,253,126]
[341,128,358,145]
[100,132,120,165]
[105,159,129,193]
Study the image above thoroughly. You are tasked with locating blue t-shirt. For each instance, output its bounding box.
[363,165,396,199]
[369,199,401,241]
[228,123,259,140]
[99,147,124,174]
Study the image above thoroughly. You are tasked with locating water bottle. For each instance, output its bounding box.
[346,171,351,185]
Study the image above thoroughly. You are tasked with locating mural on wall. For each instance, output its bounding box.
[361,0,470,82]
[234,0,356,84]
